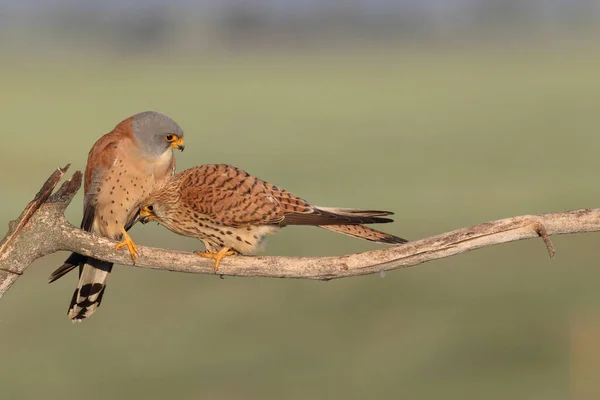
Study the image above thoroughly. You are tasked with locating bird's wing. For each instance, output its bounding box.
[83,139,120,230]
[178,164,394,228]
[82,117,136,230]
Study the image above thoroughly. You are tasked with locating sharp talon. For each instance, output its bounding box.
[115,227,139,262]
[194,247,234,272]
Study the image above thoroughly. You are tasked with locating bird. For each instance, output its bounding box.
[48,111,185,321]
[139,164,407,272]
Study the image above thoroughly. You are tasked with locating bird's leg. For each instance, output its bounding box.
[115,227,139,261]
[195,247,235,272]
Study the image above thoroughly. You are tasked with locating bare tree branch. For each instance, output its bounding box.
[1,166,599,298]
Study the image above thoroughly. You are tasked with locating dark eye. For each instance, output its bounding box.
[165,134,175,142]
[147,205,154,211]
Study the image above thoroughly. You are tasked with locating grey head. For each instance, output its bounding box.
[130,111,185,156]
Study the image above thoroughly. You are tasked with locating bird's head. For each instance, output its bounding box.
[139,203,157,224]
[130,111,185,156]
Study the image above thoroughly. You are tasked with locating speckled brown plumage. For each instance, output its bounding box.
[140,164,407,269]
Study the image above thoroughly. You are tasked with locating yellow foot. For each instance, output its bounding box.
[115,227,139,261]
[195,247,235,272]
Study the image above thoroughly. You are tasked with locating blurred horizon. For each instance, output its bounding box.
[1,0,599,58]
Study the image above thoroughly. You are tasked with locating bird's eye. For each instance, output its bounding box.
[165,134,176,142]
[147,205,154,212]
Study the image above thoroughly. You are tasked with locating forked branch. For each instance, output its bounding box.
[1,166,598,298]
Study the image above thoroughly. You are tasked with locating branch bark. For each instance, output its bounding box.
[1,166,598,298]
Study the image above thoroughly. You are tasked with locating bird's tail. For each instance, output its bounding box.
[49,253,112,321]
[312,207,408,244]
[320,224,407,244]
[67,259,113,321]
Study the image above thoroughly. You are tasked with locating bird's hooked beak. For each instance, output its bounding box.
[139,206,154,224]
[171,137,185,151]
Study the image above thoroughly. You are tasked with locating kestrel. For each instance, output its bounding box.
[48,111,185,321]
[139,164,407,271]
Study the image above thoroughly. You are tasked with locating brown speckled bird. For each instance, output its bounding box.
[139,164,407,271]
[48,111,185,321]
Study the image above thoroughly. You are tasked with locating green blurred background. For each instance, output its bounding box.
[2,2,600,399]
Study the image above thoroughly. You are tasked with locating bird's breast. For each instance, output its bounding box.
[161,209,278,255]
[149,149,175,183]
